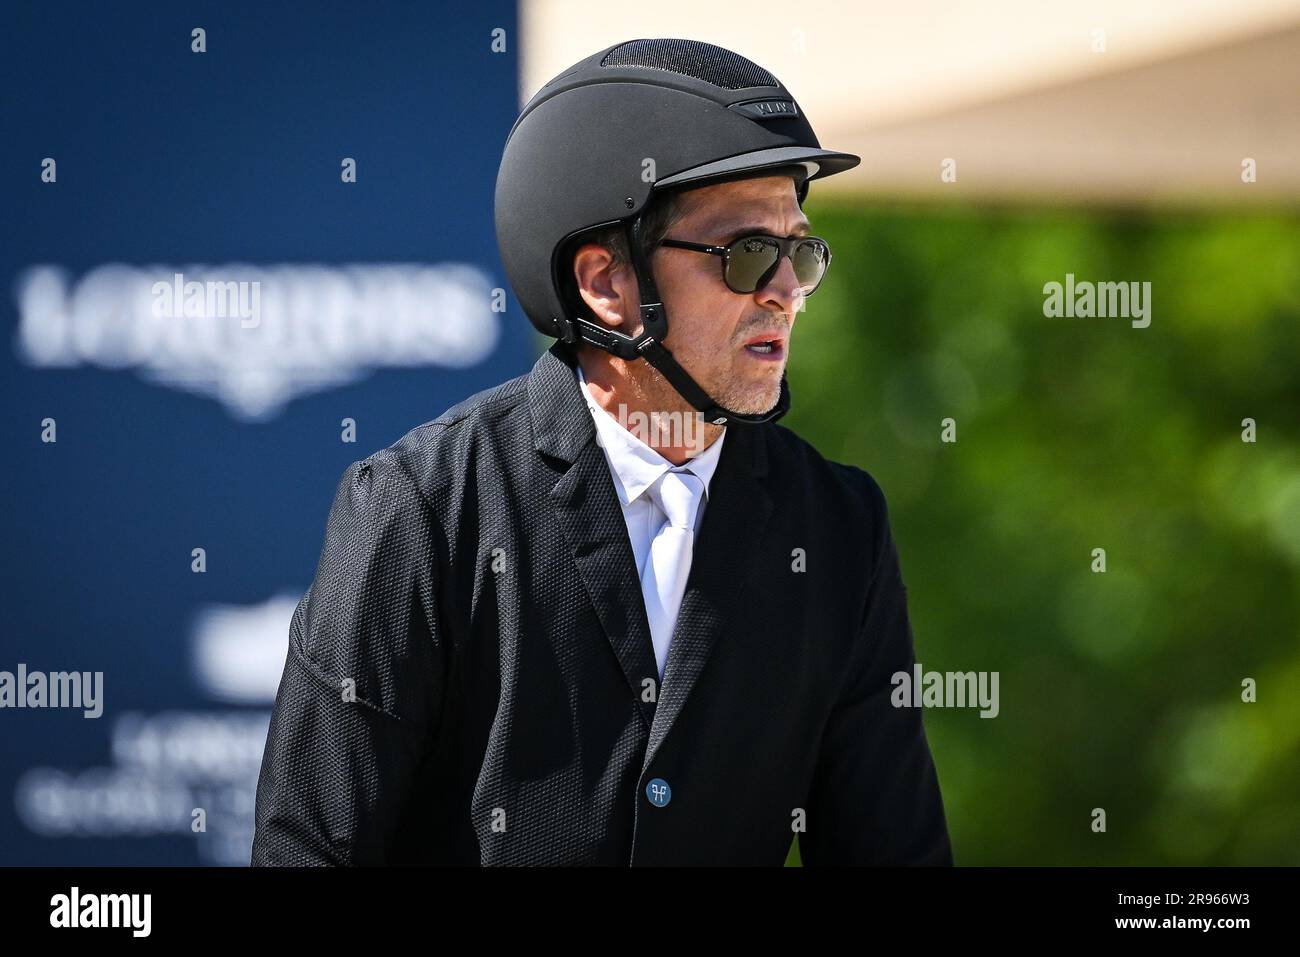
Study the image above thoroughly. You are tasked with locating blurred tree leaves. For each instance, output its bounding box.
[785,201,1300,865]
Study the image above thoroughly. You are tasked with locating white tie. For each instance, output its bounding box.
[642,469,705,683]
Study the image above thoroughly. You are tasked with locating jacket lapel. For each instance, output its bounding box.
[529,342,777,758]
[530,344,659,730]
[641,419,773,774]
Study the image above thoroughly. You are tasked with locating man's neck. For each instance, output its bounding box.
[577,351,724,466]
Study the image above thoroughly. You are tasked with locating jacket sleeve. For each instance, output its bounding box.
[800,476,953,866]
[251,451,445,865]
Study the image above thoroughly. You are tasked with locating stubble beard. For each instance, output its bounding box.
[711,368,783,415]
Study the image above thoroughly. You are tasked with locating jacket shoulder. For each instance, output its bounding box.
[362,370,533,477]
[762,421,899,593]
[318,372,532,519]
[763,422,890,523]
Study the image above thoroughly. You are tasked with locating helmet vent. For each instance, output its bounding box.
[600,39,778,90]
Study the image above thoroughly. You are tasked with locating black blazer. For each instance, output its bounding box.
[252,342,952,866]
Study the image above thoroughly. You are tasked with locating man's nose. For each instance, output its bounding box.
[755,254,805,317]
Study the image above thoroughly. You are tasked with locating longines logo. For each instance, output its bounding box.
[12,262,501,421]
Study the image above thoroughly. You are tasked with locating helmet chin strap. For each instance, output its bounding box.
[555,211,790,427]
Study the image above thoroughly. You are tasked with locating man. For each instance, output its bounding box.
[252,38,952,866]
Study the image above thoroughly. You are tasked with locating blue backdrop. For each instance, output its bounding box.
[0,1,528,864]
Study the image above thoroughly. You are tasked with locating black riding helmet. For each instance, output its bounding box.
[494,38,861,425]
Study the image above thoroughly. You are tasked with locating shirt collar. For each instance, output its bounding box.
[576,365,726,507]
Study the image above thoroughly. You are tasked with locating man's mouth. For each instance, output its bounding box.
[742,334,786,361]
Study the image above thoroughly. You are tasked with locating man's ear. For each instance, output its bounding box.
[572,243,638,332]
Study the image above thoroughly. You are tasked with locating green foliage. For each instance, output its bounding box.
[784,200,1300,865]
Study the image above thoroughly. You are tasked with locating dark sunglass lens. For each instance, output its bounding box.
[726,237,781,292]
[792,239,829,292]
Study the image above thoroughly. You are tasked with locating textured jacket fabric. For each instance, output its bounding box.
[251,342,953,866]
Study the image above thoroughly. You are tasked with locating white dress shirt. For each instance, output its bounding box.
[576,367,726,675]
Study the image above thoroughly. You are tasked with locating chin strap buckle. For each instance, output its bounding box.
[553,315,578,345]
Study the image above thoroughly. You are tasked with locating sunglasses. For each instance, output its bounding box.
[657,233,833,297]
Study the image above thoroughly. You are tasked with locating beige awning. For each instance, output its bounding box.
[521,0,1300,204]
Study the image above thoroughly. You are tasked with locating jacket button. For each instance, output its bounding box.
[645,778,672,807]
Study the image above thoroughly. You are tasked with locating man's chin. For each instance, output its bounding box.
[715,376,784,416]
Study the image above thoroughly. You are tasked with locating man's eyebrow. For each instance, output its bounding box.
[711,221,813,243]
